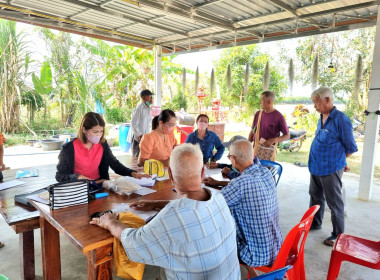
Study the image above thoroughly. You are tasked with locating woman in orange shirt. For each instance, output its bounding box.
[138,109,177,167]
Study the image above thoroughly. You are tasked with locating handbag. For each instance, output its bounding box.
[48,180,89,210]
[143,159,165,177]
[254,110,277,161]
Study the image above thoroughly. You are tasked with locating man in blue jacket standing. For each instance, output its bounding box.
[308,87,358,247]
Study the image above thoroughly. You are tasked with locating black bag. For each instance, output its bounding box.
[48,180,89,210]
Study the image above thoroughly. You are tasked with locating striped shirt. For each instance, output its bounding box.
[121,187,241,280]
[308,107,358,176]
[221,164,283,267]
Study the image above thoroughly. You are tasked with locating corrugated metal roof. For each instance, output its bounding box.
[0,0,377,54]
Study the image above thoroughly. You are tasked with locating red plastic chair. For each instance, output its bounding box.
[326,234,380,280]
[249,205,320,280]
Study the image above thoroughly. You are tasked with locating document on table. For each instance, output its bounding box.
[0,180,24,191]
[123,175,157,187]
[135,187,157,196]
[204,168,222,176]
[112,203,158,222]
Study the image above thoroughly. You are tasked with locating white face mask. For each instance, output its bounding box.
[87,134,101,144]
[198,122,208,130]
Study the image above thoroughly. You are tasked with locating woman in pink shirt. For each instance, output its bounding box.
[56,112,149,183]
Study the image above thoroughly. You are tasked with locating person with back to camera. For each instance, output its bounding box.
[138,109,177,167]
[56,112,149,183]
[90,143,241,280]
[185,114,225,165]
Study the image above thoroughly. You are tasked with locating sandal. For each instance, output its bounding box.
[323,236,337,247]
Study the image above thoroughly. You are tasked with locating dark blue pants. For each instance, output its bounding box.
[309,168,344,236]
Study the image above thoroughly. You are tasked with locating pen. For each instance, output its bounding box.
[208,158,211,167]
[95,192,109,199]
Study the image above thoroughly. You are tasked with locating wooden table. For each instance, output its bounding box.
[30,164,177,280]
[0,165,57,280]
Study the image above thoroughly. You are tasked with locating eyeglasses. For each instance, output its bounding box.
[227,154,236,159]
[164,123,176,128]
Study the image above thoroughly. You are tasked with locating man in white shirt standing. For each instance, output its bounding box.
[130,89,153,157]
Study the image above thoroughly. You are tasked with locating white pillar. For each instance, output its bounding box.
[358,6,380,201]
[154,45,162,106]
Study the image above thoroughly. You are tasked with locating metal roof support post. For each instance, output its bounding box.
[358,5,380,201]
[154,45,162,106]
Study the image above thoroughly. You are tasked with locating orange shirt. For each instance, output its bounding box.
[139,130,177,162]
[0,132,5,146]
[73,139,103,180]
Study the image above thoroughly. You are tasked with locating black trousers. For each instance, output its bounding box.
[131,137,140,158]
[309,168,344,236]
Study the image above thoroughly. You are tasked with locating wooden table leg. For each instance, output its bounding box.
[40,216,61,280]
[19,230,35,280]
[87,244,113,280]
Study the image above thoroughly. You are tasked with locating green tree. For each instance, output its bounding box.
[294,28,375,119]
[0,19,30,133]
[214,45,287,116]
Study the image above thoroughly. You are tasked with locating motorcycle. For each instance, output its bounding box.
[278,126,307,152]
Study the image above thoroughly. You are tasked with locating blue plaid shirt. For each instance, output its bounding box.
[121,188,241,280]
[308,107,358,176]
[186,130,225,163]
[221,164,283,267]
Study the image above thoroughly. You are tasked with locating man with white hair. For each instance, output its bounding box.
[90,143,240,280]
[308,87,357,247]
[205,140,282,275]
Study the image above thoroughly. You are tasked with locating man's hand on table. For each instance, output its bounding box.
[203,177,220,187]
[208,162,219,169]
[130,200,168,211]
[221,167,231,176]
[90,212,125,240]
[90,212,118,231]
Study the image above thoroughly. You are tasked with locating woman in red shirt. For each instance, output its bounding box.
[56,112,149,183]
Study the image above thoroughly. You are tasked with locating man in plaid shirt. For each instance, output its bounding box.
[218,140,282,277]
[308,87,357,247]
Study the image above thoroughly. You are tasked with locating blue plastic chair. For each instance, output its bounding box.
[249,265,292,280]
[260,160,283,186]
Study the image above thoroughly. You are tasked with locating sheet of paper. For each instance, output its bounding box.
[0,180,24,191]
[123,175,157,187]
[135,187,157,196]
[204,168,222,176]
[112,203,158,222]
[156,175,169,181]
[27,191,50,205]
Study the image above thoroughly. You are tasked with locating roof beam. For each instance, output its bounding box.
[163,18,376,56]
[194,0,226,9]
[160,0,380,45]
[136,0,235,30]
[0,9,150,48]
[0,3,154,45]
[60,0,188,37]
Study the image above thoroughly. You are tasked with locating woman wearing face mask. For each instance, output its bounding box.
[185,114,225,165]
[138,109,177,167]
[56,112,149,183]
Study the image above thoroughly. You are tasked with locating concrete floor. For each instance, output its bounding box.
[1,150,380,279]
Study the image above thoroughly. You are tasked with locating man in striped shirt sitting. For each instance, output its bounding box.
[90,143,241,280]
